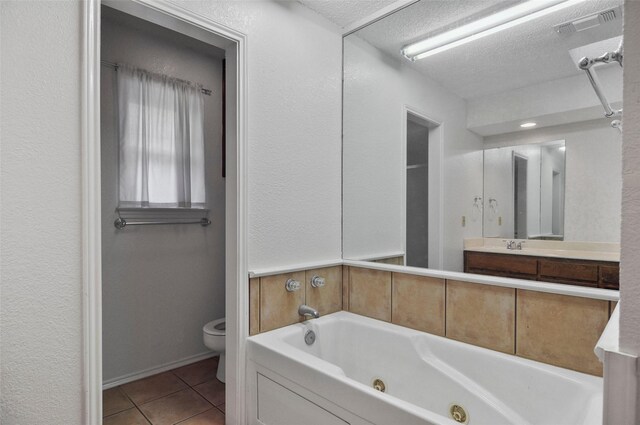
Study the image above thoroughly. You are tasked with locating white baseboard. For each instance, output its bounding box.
[102,351,217,390]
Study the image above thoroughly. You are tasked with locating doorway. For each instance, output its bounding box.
[82,1,248,424]
[406,113,429,268]
[513,153,528,239]
[403,108,443,269]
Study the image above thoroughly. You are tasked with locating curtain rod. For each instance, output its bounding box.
[101,60,212,96]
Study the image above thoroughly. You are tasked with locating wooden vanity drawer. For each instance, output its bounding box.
[538,260,598,284]
[465,252,538,277]
[599,265,620,290]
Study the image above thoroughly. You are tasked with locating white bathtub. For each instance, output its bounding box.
[247,311,602,425]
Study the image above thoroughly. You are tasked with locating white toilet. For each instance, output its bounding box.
[203,318,226,383]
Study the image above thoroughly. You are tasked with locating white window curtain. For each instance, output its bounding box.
[117,64,206,208]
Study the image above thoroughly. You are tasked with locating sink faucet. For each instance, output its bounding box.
[298,304,320,319]
[506,240,525,250]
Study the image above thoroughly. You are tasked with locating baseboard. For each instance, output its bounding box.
[102,351,217,390]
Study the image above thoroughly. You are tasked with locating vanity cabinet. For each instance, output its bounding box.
[464,251,619,289]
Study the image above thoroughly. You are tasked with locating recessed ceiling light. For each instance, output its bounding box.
[401,0,585,61]
[520,122,537,128]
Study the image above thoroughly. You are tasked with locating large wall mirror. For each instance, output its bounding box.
[342,0,623,273]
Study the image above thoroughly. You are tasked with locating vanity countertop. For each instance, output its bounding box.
[464,238,620,263]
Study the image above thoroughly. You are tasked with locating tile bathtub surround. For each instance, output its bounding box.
[259,271,306,332]
[103,357,225,425]
[249,277,260,336]
[446,280,516,354]
[516,290,609,376]
[305,266,343,316]
[348,267,392,321]
[342,265,350,310]
[392,273,445,336]
[249,264,610,375]
[253,268,344,333]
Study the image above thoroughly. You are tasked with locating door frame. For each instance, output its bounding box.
[81,1,249,423]
[401,106,444,269]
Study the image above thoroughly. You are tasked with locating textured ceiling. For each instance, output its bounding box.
[350,0,624,99]
[297,0,399,28]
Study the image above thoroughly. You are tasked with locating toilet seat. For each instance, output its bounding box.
[203,318,225,336]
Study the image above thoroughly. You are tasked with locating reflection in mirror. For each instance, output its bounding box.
[484,140,566,240]
[342,0,623,275]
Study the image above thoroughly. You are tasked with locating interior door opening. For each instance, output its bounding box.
[406,113,430,268]
[513,153,528,239]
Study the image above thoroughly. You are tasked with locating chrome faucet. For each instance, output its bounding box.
[505,240,525,250]
[298,304,320,319]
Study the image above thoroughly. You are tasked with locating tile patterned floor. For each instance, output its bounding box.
[103,357,225,425]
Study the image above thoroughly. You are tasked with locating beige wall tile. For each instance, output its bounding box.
[375,256,404,265]
[349,267,391,321]
[260,271,305,332]
[342,266,350,310]
[516,290,608,376]
[249,278,260,336]
[446,280,515,354]
[610,300,618,318]
[392,273,445,336]
[305,266,342,315]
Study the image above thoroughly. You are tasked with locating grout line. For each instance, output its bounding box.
[444,279,448,337]
[137,406,153,425]
[513,288,518,355]
[173,407,217,425]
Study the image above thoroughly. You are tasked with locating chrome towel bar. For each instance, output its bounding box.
[114,217,211,229]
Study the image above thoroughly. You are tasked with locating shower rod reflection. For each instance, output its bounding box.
[101,60,212,96]
[114,217,211,230]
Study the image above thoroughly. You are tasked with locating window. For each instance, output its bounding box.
[117,64,205,209]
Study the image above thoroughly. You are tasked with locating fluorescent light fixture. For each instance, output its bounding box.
[520,122,537,128]
[402,0,585,61]
[559,146,566,151]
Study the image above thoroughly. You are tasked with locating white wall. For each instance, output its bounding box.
[178,1,343,271]
[620,0,640,360]
[485,119,621,243]
[0,2,83,424]
[342,35,484,272]
[0,1,343,423]
[100,10,226,382]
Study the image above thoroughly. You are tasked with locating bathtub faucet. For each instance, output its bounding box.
[298,304,320,319]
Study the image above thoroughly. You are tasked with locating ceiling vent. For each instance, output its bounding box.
[554,6,622,34]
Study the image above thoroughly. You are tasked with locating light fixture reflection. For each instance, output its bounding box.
[401,0,585,61]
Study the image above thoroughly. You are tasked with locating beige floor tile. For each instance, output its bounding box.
[392,273,445,336]
[138,388,212,425]
[305,266,343,316]
[516,290,608,376]
[176,408,225,425]
[103,387,134,417]
[121,371,188,405]
[103,408,150,425]
[348,267,392,321]
[260,271,306,332]
[446,280,516,354]
[172,357,219,386]
[193,378,225,406]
